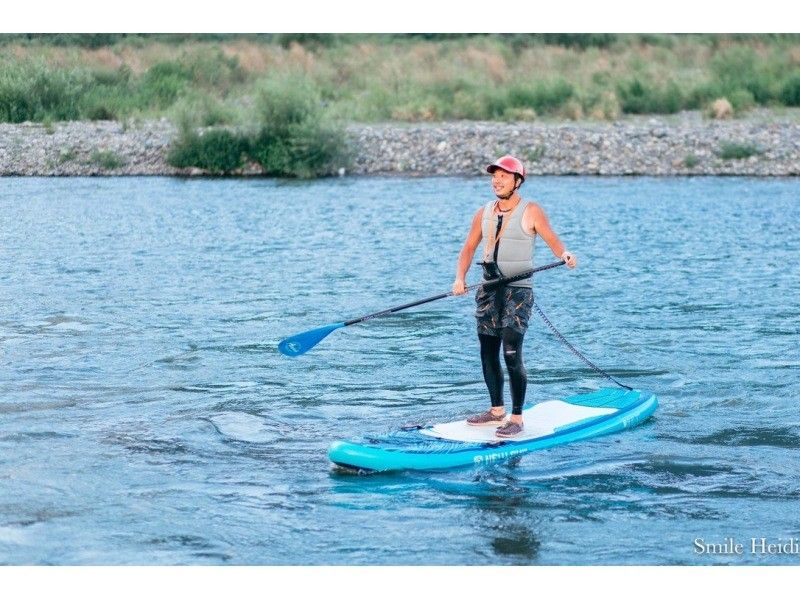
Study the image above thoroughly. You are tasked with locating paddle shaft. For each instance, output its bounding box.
[343,260,565,326]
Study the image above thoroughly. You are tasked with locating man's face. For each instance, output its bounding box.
[492,169,517,199]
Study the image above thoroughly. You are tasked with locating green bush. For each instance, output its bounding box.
[138,61,193,108]
[780,73,800,106]
[0,55,245,123]
[728,89,756,112]
[506,79,575,113]
[274,34,341,48]
[451,90,490,120]
[255,75,321,130]
[91,149,125,169]
[539,34,618,49]
[248,128,292,175]
[717,142,762,160]
[11,34,128,48]
[0,60,194,123]
[634,34,675,48]
[617,78,684,114]
[93,66,132,87]
[167,73,350,177]
[58,148,77,163]
[191,51,244,89]
[709,46,776,104]
[683,154,700,168]
[167,128,246,174]
[170,92,236,128]
[429,78,477,100]
[249,75,349,177]
[81,85,130,121]
[0,63,93,122]
[500,33,618,49]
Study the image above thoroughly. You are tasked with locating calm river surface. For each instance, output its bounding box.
[1,175,798,565]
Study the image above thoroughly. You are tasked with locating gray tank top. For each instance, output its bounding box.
[481,200,536,288]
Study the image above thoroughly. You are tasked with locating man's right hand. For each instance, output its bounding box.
[452,278,467,295]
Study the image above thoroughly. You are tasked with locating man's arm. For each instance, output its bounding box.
[528,203,577,268]
[452,208,484,294]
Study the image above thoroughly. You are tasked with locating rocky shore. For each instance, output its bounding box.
[2,110,800,177]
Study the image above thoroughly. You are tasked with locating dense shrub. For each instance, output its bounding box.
[780,73,800,106]
[248,75,349,177]
[500,33,618,49]
[0,60,217,123]
[728,89,756,112]
[274,34,341,48]
[170,93,235,128]
[167,129,247,174]
[254,121,346,178]
[505,80,575,113]
[710,46,776,104]
[135,54,243,109]
[91,150,125,170]
[717,142,762,160]
[538,34,618,49]
[683,154,700,168]
[167,75,349,177]
[617,78,684,114]
[138,61,193,108]
[10,34,128,48]
[0,64,92,122]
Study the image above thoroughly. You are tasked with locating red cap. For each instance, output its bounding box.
[486,155,525,181]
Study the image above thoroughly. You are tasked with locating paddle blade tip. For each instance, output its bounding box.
[278,322,345,357]
[278,338,307,357]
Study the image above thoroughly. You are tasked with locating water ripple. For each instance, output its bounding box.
[1,176,799,565]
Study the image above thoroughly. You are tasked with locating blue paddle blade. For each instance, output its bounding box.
[278,322,346,357]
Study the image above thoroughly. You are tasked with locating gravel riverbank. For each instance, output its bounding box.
[2,111,800,177]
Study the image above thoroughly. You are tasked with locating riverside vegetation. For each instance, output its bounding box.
[2,34,800,177]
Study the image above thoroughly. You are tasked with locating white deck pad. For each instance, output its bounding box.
[420,400,618,443]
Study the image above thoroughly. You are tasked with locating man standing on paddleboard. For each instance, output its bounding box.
[452,155,577,438]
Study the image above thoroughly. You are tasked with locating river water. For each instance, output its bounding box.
[1,175,798,565]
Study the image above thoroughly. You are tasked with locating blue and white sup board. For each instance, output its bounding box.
[328,388,657,472]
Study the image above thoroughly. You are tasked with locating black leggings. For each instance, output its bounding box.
[479,330,527,415]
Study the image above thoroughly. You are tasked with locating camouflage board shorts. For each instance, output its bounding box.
[475,284,534,337]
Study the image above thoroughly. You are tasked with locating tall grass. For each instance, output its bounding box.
[2,35,800,126]
[3,33,797,49]
[0,64,92,122]
[0,50,245,122]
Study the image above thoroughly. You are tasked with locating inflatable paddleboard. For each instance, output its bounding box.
[328,388,657,472]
